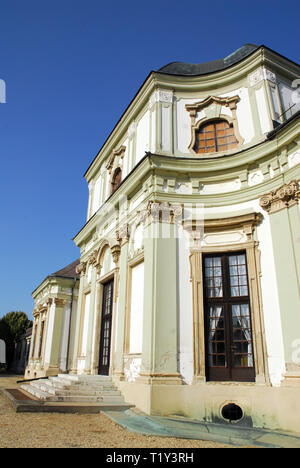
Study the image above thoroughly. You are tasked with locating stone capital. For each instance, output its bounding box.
[138,201,183,226]
[76,261,87,277]
[110,244,121,264]
[87,249,98,266]
[259,181,300,213]
[54,298,67,308]
[116,223,130,245]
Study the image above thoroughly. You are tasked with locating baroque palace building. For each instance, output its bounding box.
[25,44,300,433]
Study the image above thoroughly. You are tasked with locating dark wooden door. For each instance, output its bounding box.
[98,279,114,375]
[203,252,255,382]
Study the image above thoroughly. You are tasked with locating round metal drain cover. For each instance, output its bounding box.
[221,403,243,422]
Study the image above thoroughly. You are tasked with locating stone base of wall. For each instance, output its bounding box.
[24,364,61,380]
[117,378,300,435]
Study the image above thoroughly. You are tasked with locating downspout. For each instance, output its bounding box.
[66,277,77,373]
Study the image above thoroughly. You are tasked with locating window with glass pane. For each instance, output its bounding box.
[229,254,248,297]
[98,279,114,375]
[194,120,238,154]
[203,252,255,382]
[204,257,223,298]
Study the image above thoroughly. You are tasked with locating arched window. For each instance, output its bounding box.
[194,119,238,154]
[111,167,122,193]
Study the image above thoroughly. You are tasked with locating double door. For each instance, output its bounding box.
[98,279,114,375]
[203,252,255,382]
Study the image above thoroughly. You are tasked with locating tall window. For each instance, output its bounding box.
[203,252,255,382]
[98,279,114,375]
[194,119,238,154]
[38,321,45,358]
[111,167,122,194]
[31,324,38,358]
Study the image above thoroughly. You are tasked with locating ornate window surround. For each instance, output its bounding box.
[106,145,126,195]
[185,95,244,157]
[183,212,269,385]
[87,240,121,375]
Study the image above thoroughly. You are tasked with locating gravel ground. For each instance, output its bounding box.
[0,374,234,448]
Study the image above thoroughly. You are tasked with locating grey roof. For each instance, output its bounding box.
[49,259,80,279]
[32,259,80,296]
[157,44,259,76]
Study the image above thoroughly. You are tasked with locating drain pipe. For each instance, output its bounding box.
[66,277,77,373]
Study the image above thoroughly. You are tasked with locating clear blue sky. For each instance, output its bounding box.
[0,0,299,319]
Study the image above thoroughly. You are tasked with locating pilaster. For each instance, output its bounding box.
[112,230,130,380]
[44,298,67,374]
[69,263,86,373]
[260,181,300,380]
[137,206,182,385]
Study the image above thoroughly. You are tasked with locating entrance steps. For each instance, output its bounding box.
[20,374,129,406]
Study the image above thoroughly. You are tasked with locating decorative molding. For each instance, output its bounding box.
[259,180,300,213]
[111,244,121,264]
[183,212,263,248]
[76,261,87,277]
[185,95,244,156]
[54,298,67,308]
[127,122,137,138]
[106,145,126,173]
[87,249,98,266]
[188,240,269,384]
[137,372,182,385]
[137,201,183,225]
[249,67,276,86]
[149,89,173,108]
[116,223,130,245]
[94,240,111,276]
[185,95,240,124]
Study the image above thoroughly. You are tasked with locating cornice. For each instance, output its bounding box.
[149,115,300,173]
[261,48,300,80]
[73,124,300,247]
[153,49,265,90]
[31,274,79,299]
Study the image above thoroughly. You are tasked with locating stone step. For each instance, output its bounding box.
[58,374,111,382]
[21,384,50,401]
[21,384,127,403]
[20,372,132,409]
[46,395,127,403]
[31,380,121,397]
[49,376,115,390]
[32,381,117,395]
[48,376,80,387]
[21,373,129,406]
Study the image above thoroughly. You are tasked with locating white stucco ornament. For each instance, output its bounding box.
[149,89,173,108]
[249,67,276,86]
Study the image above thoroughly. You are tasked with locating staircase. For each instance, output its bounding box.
[20,374,131,408]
